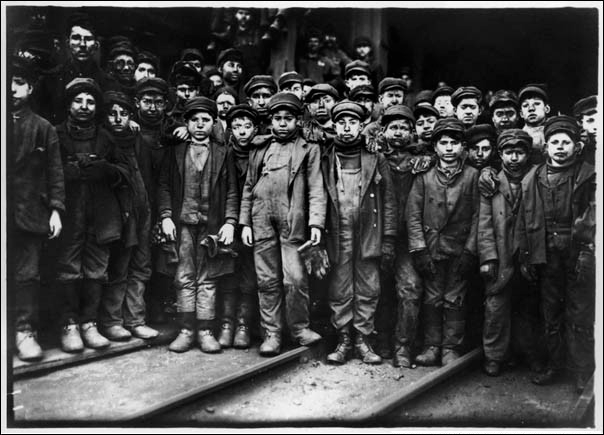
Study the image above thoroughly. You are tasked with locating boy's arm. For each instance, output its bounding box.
[406,174,427,252]
[239,152,255,228]
[157,148,173,220]
[378,154,397,238]
[306,143,327,230]
[477,190,498,266]
[463,171,480,256]
[46,125,65,214]
[223,148,239,226]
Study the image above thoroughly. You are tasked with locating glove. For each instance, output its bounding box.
[200,234,239,258]
[480,260,498,282]
[298,240,331,280]
[520,262,538,283]
[411,249,436,280]
[381,236,396,273]
[454,249,477,277]
[478,166,499,198]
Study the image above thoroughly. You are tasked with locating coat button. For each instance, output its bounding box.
[373,224,377,227]
[370,193,375,198]
[373,208,377,213]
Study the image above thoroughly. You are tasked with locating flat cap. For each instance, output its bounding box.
[170,61,202,86]
[136,77,169,96]
[10,55,39,83]
[136,50,159,70]
[466,124,496,146]
[344,60,371,79]
[268,92,303,115]
[67,12,96,35]
[65,77,102,104]
[349,84,377,102]
[432,85,454,101]
[226,104,259,127]
[244,75,277,97]
[378,77,406,94]
[353,36,373,47]
[518,84,548,103]
[451,86,483,107]
[331,100,367,122]
[306,83,340,103]
[278,71,303,90]
[180,48,204,65]
[217,48,243,67]
[572,95,597,118]
[415,90,434,107]
[497,128,532,151]
[431,117,466,142]
[413,104,440,119]
[544,115,580,141]
[489,89,519,109]
[183,96,217,119]
[103,90,135,114]
[108,43,136,60]
[381,104,415,126]
[303,78,317,88]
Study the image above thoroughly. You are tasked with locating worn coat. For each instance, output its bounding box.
[407,161,479,260]
[239,134,327,242]
[321,142,397,263]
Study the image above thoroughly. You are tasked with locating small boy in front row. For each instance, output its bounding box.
[158,96,240,353]
[406,117,480,367]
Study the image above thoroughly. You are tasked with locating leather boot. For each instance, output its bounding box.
[442,348,461,366]
[61,321,84,353]
[259,331,281,356]
[354,333,382,365]
[415,346,441,366]
[219,291,237,348]
[327,329,352,364]
[233,323,251,349]
[483,359,502,377]
[198,329,222,353]
[102,325,132,341]
[442,306,466,364]
[294,328,322,346]
[393,345,412,368]
[81,321,110,349]
[218,322,234,348]
[169,329,195,353]
[416,304,442,366]
[16,329,43,361]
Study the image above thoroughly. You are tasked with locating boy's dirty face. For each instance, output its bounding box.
[580,110,597,136]
[107,103,131,133]
[499,145,528,173]
[383,118,412,147]
[216,93,236,120]
[520,97,550,126]
[176,83,199,102]
[186,111,214,142]
[134,62,156,82]
[68,25,97,63]
[231,116,257,147]
[492,105,519,131]
[355,44,371,59]
[11,75,33,108]
[112,54,135,81]
[415,114,437,141]
[282,83,304,101]
[309,94,336,122]
[455,98,481,127]
[353,97,374,118]
[434,95,455,117]
[345,74,371,91]
[307,37,321,53]
[434,134,464,164]
[136,92,166,121]
[545,131,579,166]
[379,89,404,108]
[69,92,96,123]
[468,138,494,169]
[220,61,243,84]
[209,74,223,89]
[335,115,362,143]
[271,109,298,139]
[248,87,274,117]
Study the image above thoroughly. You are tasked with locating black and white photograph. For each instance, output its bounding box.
[2,1,601,430]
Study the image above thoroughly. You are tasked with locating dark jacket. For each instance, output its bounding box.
[321,142,397,263]
[157,139,240,278]
[407,161,480,260]
[11,107,65,234]
[239,134,327,243]
[515,161,595,266]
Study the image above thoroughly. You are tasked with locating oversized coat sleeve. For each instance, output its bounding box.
[478,191,498,266]
[463,170,480,256]
[223,148,240,226]
[157,147,174,220]
[238,151,255,228]
[406,173,427,252]
[45,124,66,213]
[306,143,327,230]
[378,153,397,238]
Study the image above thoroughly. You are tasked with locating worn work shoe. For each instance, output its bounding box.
[198,329,221,353]
[415,346,441,366]
[81,322,110,349]
[354,334,382,365]
[259,332,281,356]
[129,325,159,339]
[531,368,559,386]
[483,360,502,377]
[327,333,352,365]
[16,330,43,361]
[392,345,412,368]
[233,325,251,349]
[218,322,234,348]
[441,349,461,366]
[169,329,195,353]
[102,325,132,341]
[374,333,393,359]
[61,323,84,353]
[295,328,322,346]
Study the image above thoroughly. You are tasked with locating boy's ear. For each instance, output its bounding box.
[544,104,551,115]
[134,97,140,109]
[575,140,585,155]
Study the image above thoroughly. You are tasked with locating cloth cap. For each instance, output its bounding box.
[572,95,597,118]
[103,90,135,114]
[183,96,217,119]
[451,86,483,107]
[432,85,454,101]
[226,104,259,127]
[497,128,532,151]
[136,51,159,70]
[170,61,202,86]
[378,77,406,94]
[268,92,303,115]
[331,100,367,122]
[180,48,204,65]
[65,77,102,105]
[489,89,519,109]
[432,117,466,142]
[136,77,168,96]
[381,104,415,126]
[305,83,340,103]
[466,124,496,146]
[349,84,377,102]
[217,48,243,67]
[244,75,277,97]
[344,60,371,79]
[108,42,136,60]
[278,71,303,90]
[518,83,549,103]
[544,115,580,141]
[413,104,440,119]
[10,55,39,83]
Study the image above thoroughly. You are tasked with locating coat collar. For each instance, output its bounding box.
[175,139,225,190]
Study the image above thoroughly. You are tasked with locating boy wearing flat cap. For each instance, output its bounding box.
[432,85,455,118]
[321,101,396,366]
[362,78,407,152]
[516,115,595,393]
[9,56,65,361]
[239,93,326,356]
[158,96,239,354]
[406,117,480,367]
[344,60,372,94]
[134,51,159,83]
[414,103,440,150]
[215,104,261,349]
[303,84,340,147]
[349,84,378,127]
[452,86,483,129]
[478,129,543,377]
[490,90,520,134]
[244,75,277,135]
[278,71,304,102]
[573,95,597,165]
[518,84,550,164]
[217,48,244,97]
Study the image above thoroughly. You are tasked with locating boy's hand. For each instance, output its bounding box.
[218,223,235,245]
[173,126,189,140]
[241,226,254,247]
[48,210,62,239]
[478,166,499,198]
[161,217,177,242]
[310,227,321,246]
[128,119,140,132]
[480,261,498,282]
